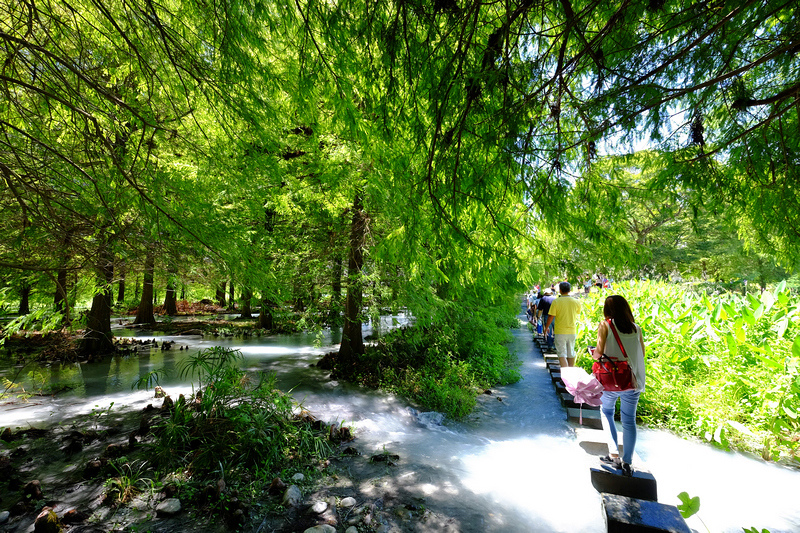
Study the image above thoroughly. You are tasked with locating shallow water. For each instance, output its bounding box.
[1,313,799,532]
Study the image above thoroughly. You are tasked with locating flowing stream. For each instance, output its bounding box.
[1,312,799,533]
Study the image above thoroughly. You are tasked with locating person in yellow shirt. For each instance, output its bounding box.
[545,281,582,367]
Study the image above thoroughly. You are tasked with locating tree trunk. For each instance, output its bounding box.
[228,281,236,310]
[163,282,178,315]
[117,263,126,304]
[240,287,252,318]
[215,282,227,307]
[54,265,70,324]
[79,246,115,357]
[329,254,343,324]
[257,294,273,329]
[338,193,366,374]
[18,280,31,315]
[134,252,156,326]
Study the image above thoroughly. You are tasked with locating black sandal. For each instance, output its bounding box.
[600,455,622,468]
[621,462,633,477]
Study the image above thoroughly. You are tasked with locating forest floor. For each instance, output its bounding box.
[0,391,465,533]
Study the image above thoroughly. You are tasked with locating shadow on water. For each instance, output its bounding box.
[1,314,799,532]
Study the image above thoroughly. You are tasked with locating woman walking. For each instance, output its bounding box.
[592,295,646,476]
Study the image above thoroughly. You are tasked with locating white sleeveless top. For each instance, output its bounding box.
[604,319,646,392]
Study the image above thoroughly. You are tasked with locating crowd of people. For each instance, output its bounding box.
[524,275,612,367]
[523,276,646,478]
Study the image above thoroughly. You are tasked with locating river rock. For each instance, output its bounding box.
[417,411,444,427]
[282,485,302,507]
[340,496,357,508]
[34,507,60,533]
[303,526,335,533]
[345,527,358,533]
[156,498,182,517]
[0,511,9,524]
[0,455,11,477]
[22,480,43,501]
[292,473,305,482]
[268,477,286,495]
[311,501,328,514]
[61,509,89,524]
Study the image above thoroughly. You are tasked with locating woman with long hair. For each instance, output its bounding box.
[592,295,646,476]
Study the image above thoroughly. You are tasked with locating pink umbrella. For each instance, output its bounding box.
[559,367,604,424]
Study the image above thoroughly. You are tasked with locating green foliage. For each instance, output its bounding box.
[1,307,64,345]
[576,280,800,463]
[677,492,701,519]
[104,459,154,506]
[150,347,333,478]
[355,301,521,419]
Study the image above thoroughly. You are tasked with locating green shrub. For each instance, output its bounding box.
[356,300,521,418]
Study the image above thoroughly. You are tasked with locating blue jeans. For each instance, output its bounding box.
[542,314,554,348]
[600,390,640,464]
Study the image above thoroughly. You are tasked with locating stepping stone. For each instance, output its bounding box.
[550,372,562,384]
[563,397,600,410]
[601,493,691,532]
[547,363,561,372]
[566,406,602,428]
[590,467,657,502]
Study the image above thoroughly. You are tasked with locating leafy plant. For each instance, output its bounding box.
[104,460,154,506]
[575,280,800,463]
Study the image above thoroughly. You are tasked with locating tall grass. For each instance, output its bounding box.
[574,280,800,464]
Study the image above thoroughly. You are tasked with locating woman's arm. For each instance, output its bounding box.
[593,320,608,360]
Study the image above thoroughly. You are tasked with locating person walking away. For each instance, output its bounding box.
[532,291,543,334]
[537,288,556,351]
[591,295,646,477]
[583,278,592,294]
[545,282,582,367]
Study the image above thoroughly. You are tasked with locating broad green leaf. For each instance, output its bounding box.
[727,420,754,436]
[747,293,761,310]
[725,333,737,356]
[680,321,692,337]
[792,337,800,359]
[741,307,755,326]
[701,293,713,312]
[733,318,746,343]
[775,317,789,338]
[753,353,783,370]
[712,303,724,323]
[760,291,775,313]
[676,492,701,519]
[775,280,786,296]
[713,424,723,443]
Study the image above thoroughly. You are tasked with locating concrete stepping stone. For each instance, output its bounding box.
[601,493,691,532]
[590,467,658,502]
